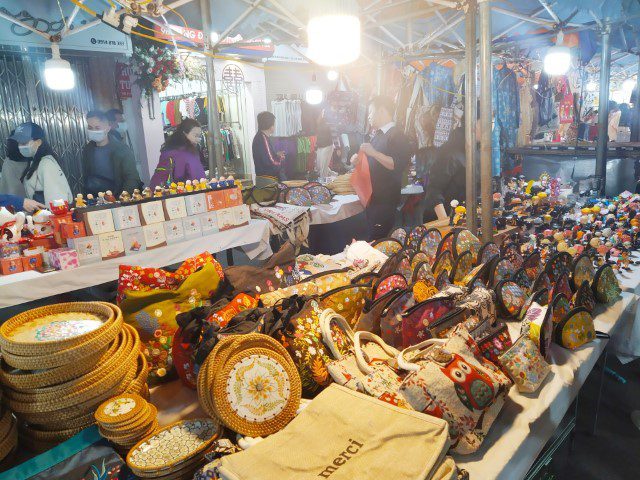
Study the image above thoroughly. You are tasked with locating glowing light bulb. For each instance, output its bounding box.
[308,14,360,66]
[44,44,75,91]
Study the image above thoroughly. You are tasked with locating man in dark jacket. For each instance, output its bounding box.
[252,111,284,180]
[82,110,141,196]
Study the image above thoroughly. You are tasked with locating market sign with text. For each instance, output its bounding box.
[153,25,274,59]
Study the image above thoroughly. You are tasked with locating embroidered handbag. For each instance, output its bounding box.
[435,270,452,289]
[419,228,443,265]
[260,281,318,307]
[499,334,550,393]
[320,284,370,327]
[521,302,554,360]
[553,306,605,350]
[592,263,621,303]
[375,273,409,299]
[398,326,512,454]
[400,297,458,347]
[496,280,528,318]
[477,323,513,365]
[379,290,417,348]
[572,280,597,312]
[572,253,595,290]
[460,262,490,289]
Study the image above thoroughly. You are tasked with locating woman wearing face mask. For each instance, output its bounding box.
[149,118,206,189]
[0,130,28,197]
[10,122,72,207]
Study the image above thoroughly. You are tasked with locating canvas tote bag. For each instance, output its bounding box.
[216,384,459,480]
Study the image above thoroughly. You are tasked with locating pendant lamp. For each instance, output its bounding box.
[305,73,323,105]
[308,0,360,66]
[543,31,571,76]
[44,44,75,91]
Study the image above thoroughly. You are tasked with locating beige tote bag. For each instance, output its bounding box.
[217,384,459,480]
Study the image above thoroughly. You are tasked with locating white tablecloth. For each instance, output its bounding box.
[456,292,636,479]
[0,220,272,309]
[309,195,364,225]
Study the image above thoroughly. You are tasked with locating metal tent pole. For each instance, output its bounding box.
[200,0,225,178]
[479,0,493,242]
[595,22,612,195]
[634,57,640,142]
[465,0,478,234]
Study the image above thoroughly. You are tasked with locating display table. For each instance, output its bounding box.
[309,194,363,225]
[0,220,272,309]
[455,292,636,479]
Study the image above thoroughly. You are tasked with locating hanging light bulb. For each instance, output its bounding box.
[543,31,571,76]
[586,81,598,92]
[263,37,272,44]
[623,77,636,91]
[308,0,360,66]
[305,73,323,105]
[210,31,220,43]
[327,70,339,81]
[44,44,75,91]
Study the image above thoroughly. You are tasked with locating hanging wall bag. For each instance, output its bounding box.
[498,334,550,393]
[398,326,512,454]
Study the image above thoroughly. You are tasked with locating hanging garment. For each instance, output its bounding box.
[557,77,574,125]
[422,64,455,108]
[174,100,183,126]
[196,97,207,124]
[518,73,535,146]
[536,71,555,131]
[166,101,176,127]
[492,65,520,175]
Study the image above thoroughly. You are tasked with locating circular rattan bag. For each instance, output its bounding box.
[213,346,301,437]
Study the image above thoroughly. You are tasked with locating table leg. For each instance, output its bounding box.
[592,348,608,436]
[570,394,579,453]
[226,248,234,266]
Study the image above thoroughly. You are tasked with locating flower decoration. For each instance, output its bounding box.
[130,39,183,96]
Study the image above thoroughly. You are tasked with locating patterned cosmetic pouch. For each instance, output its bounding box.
[419,228,443,265]
[435,270,452,289]
[572,280,596,312]
[320,284,370,327]
[260,281,318,307]
[521,302,554,360]
[511,267,533,294]
[532,271,553,303]
[400,298,458,347]
[452,250,475,285]
[477,242,500,265]
[523,251,542,281]
[377,251,404,279]
[551,272,573,301]
[379,290,417,349]
[519,288,549,321]
[572,253,595,290]
[460,262,489,289]
[453,228,481,261]
[398,327,512,454]
[411,251,430,269]
[283,186,313,206]
[592,264,621,303]
[280,300,351,396]
[545,251,573,283]
[390,227,408,245]
[371,237,404,256]
[496,280,528,318]
[551,293,572,326]
[456,286,497,328]
[499,334,550,393]
[436,231,455,259]
[397,252,415,281]
[553,306,601,350]
[413,280,439,303]
[477,323,513,366]
[501,243,524,269]
[375,273,409,300]
[305,183,333,204]
[355,289,407,334]
[433,249,454,279]
[407,225,428,251]
[491,258,517,287]
[412,260,436,284]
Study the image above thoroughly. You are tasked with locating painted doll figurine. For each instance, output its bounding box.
[142,187,153,198]
[75,194,86,208]
[154,186,164,198]
[119,191,131,203]
[86,193,96,206]
[185,180,194,192]
[199,178,208,190]
[132,189,143,201]
[176,182,186,194]
[169,182,178,195]
[104,190,116,203]
[96,192,106,205]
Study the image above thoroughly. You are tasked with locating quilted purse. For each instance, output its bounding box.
[283,185,313,206]
[571,280,596,312]
[498,334,550,393]
[374,273,408,299]
[476,323,513,365]
[419,228,442,265]
[453,228,481,261]
[371,238,404,256]
[451,250,475,284]
[496,280,528,318]
[320,284,370,327]
[592,264,621,303]
[572,253,595,290]
[521,302,554,360]
[477,242,500,265]
[553,306,601,350]
[398,326,512,454]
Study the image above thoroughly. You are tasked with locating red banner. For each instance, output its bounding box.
[116,62,132,100]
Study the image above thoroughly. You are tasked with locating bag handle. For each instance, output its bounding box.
[353,331,400,375]
[319,309,355,360]
[397,338,447,372]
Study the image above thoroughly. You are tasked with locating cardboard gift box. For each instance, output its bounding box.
[206,190,227,211]
[163,196,188,220]
[232,204,250,226]
[61,222,86,242]
[143,223,167,250]
[48,248,79,270]
[51,212,74,245]
[0,243,20,259]
[29,237,58,251]
[138,200,166,225]
[224,187,243,208]
[121,227,147,256]
[216,208,235,231]
[164,219,185,244]
[21,253,43,271]
[182,216,202,240]
[83,209,115,235]
[185,193,207,216]
[0,257,23,275]
[112,205,142,230]
[198,211,219,235]
[97,232,125,260]
[68,236,102,265]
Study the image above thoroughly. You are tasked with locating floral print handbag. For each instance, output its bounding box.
[399,298,458,348]
[320,284,370,327]
[496,280,527,318]
[498,334,550,393]
[379,290,417,348]
[476,323,513,366]
[592,264,621,303]
[398,326,512,454]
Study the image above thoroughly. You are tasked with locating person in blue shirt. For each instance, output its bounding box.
[0,194,44,212]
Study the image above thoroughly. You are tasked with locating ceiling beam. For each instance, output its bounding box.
[414,13,464,50]
[211,0,264,49]
[492,7,556,27]
[266,0,306,28]
[492,6,548,41]
[538,0,560,23]
[435,10,464,46]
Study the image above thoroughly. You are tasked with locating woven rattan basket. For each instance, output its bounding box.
[0,302,116,356]
[0,419,17,461]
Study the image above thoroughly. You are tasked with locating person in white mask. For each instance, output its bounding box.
[82,110,141,196]
[10,122,72,207]
[106,108,127,142]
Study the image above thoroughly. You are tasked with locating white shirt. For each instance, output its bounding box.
[379,122,395,134]
[23,155,73,206]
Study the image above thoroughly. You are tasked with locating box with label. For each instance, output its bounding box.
[61,222,86,242]
[185,193,207,216]
[21,253,43,271]
[216,208,235,231]
[0,257,23,275]
[98,231,125,260]
[48,248,79,270]
[138,200,166,225]
[143,223,167,250]
[121,227,147,256]
[224,187,243,208]
[198,211,219,235]
[83,209,115,235]
[232,204,250,226]
[68,236,102,265]
[182,216,202,240]
[0,243,20,259]
[206,190,227,211]
[112,205,142,230]
[163,196,188,220]
[164,219,185,244]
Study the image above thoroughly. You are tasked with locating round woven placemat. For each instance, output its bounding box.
[197,336,238,419]
[0,302,115,356]
[95,393,146,426]
[0,419,17,461]
[213,347,301,437]
[19,423,86,443]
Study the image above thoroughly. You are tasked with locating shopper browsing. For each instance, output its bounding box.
[0,194,45,212]
[315,109,336,179]
[82,110,142,197]
[350,96,412,241]
[149,118,206,189]
[106,108,127,142]
[10,122,72,207]
[252,111,285,180]
[0,131,28,197]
